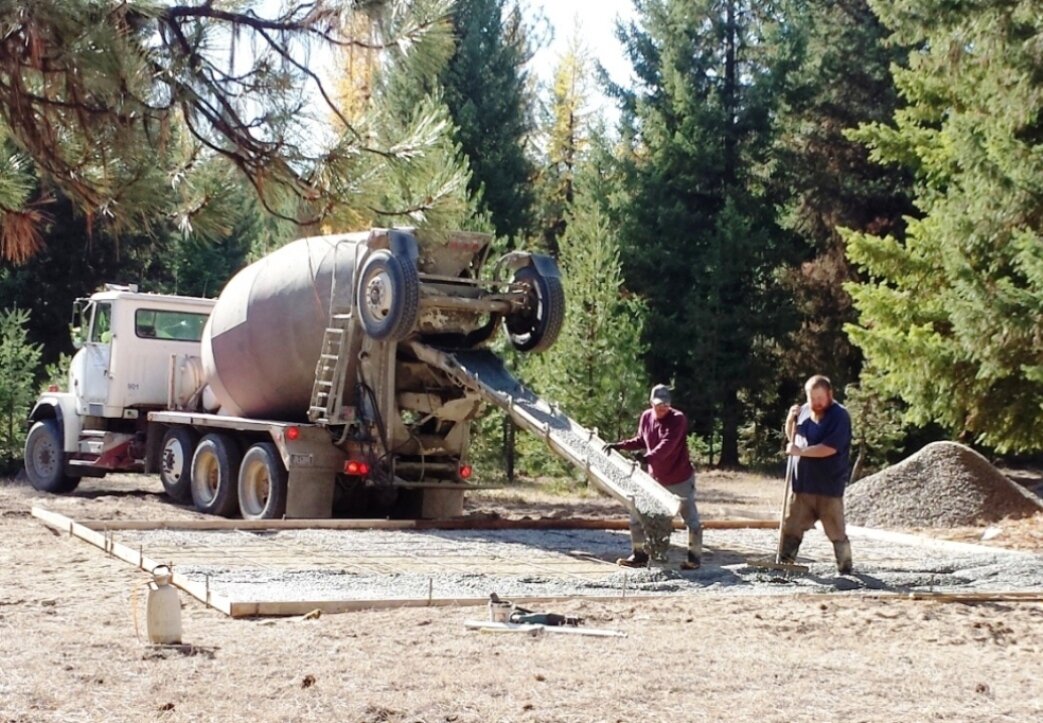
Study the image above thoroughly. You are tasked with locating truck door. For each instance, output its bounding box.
[82,302,113,409]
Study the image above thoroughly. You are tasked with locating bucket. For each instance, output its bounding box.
[146,565,182,645]
[488,600,513,623]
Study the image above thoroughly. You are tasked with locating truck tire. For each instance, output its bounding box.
[24,419,79,494]
[159,427,197,503]
[190,433,241,517]
[357,249,420,341]
[238,442,288,520]
[505,265,565,352]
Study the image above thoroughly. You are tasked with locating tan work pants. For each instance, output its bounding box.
[781,492,847,542]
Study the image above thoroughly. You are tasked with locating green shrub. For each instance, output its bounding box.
[0,308,42,472]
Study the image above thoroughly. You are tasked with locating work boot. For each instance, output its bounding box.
[681,528,703,570]
[779,534,803,564]
[616,550,649,568]
[833,539,853,575]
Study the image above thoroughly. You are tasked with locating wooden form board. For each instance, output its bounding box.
[31,506,666,618]
[32,506,234,616]
[73,516,779,532]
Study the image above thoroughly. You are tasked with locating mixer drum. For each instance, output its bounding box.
[201,234,361,420]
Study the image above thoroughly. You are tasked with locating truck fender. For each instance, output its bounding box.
[28,394,83,453]
[388,229,420,269]
[527,253,561,279]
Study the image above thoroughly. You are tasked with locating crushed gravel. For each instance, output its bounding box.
[114,526,1043,605]
[846,442,1043,528]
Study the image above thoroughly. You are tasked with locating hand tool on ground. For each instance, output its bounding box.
[747,455,810,574]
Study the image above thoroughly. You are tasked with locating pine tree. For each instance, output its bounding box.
[612,0,803,466]
[325,0,484,238]
[441,0,536,241]
[526,140,650,449]
[773,0,913,398]
[845,0,1043,453]
[534,33,593,255]
[0,1,468,259]
[0,307,41,469]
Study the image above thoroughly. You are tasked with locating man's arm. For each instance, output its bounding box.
[608,414,647,452]
[785,405,801,443]
[787,443,837,458]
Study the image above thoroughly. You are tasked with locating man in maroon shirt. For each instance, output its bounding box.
[604,384,702,570]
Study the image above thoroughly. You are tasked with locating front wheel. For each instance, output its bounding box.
[505,265,565,352]
[24,419,79,494]
[190,433,241,517]
[238,443,288,520]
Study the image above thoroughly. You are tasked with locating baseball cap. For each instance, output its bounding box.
[650,384,672,405]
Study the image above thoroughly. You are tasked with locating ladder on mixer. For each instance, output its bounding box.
[308,313,354,424]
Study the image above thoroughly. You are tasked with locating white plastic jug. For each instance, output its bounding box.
[146,565,182,645]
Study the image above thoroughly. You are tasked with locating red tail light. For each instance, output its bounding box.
[344,460,370,476]
[285,426,300,441]
[459,464,473,480]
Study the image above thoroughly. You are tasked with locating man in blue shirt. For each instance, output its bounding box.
[782,375,853,574]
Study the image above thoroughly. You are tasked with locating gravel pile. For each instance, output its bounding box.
[846,442,1043,528]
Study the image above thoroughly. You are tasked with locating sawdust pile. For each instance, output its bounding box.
[845,442,1043,528]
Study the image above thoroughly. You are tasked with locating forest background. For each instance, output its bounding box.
[1,0,1039,480]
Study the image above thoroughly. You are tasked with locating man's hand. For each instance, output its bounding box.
[787,443,803,457]
[602,442,621,454]
[787,405,801,422]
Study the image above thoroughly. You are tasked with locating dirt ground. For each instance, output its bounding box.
[2,471,1042,722]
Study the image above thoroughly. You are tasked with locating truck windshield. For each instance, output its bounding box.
[135,309,208,341]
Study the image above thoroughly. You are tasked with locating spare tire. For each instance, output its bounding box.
[505,265,565,352]
[356,249,420,341]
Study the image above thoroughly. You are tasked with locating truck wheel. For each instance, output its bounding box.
[357,249,420,341]
[159,427,197,503]
[505,265,565,352]
[238,443,288,520]
[24,419,79,494]
[190,433,241,517]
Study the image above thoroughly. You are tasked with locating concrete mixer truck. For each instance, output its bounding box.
[23,228,567,520]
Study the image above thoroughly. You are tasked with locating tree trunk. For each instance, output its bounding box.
[719,387,741,467]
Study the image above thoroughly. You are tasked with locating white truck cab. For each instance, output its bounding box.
[25,285,214,492]
[69,284,213,418]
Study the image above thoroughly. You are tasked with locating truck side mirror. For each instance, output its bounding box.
[70,324,84,350]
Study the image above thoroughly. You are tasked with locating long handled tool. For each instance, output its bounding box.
[747,452,810,574]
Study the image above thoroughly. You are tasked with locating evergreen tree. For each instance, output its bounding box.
[774,0,913,398]
[534,33,594,255]
[612,0,802,466]
[845,0,1043,453]
[526,140,650,448]
[0,1,467,259]
[326,0,484,238]
[441,0,537,240]
[0,307,41,470]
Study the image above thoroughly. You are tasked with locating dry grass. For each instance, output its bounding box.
[1,474,1042,722]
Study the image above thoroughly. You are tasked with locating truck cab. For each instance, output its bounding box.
[25,285,214,492]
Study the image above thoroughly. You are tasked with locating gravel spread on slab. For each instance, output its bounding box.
[846,442,1043,528]
[115,525,1043,604]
